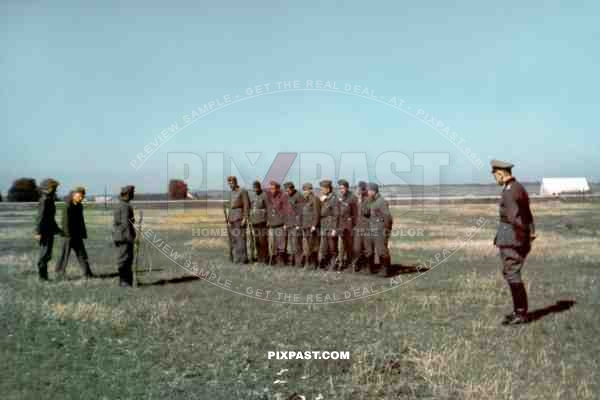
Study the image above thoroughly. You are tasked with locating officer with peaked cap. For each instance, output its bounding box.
[113,185,136,287]
[300,182,321,268]
[337,179,358,270]
[491,159,536,325]
[365,182,393,274]
[318,179,340,270]
[33,178,62,281]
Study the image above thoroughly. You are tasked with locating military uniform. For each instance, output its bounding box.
[300,183,321,268]
[337,180,358,269]
[249,183,269,264]
[228,184,250,264]
[365,183,392,272]
[318,180,340,270]
[352,181,369,271]
[283,182,303,266]
[492,160,535,324]
[34,179,62,280]
[56,189,94,278]
[113,186,137,287]
[266,182,287,266]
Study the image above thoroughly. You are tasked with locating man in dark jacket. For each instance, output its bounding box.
[337,179,358,270]
[351,181,369,271]
[113,185,136,287]
[56,187,94,279]
[319,180,340,271]
[266,180,287,266]
[33,178,62,281]
[300,182,321,268]
[227,176,250,264]
[250,180,269,264]
[283,182,303,266]
[365,183,393,274]
[491,160,536,325]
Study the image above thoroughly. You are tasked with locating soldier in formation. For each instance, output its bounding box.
[227,176,250,264]
[249,180,269,264]
[283,182,303,266]
[337,179,358,270]
[300,183,320,268]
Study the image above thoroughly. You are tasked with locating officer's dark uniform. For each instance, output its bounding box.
[34,178,62,280]
[352,181,369,271]
[56,188,94,278]
[300,182,321,268]
[318,180,340,270]
[337,179,358,269]
[227,176,250,264]
[492,160,535,324]
[283,182,303,266]
[249,181,269,264]
[113,186,136,287]
[266,181,287,266]
[365,183,392,273]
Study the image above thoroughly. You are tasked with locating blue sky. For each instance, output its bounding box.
[1,0,599,194]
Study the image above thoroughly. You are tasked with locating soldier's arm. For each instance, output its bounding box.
[313,196,321,228]
[382,199,392,230]
[242,190,250,220]
[333,197,341,231]
[62,203,70,237]
[34,198,45,234]
[504,187,523,228]
[351,196,358,227]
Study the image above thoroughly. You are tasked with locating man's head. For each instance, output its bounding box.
[284,182,295,195]
[71,187,86,204]
[270,180,281,194]
[302,182,313,197]
[253,180,262,194]
[40,178,60,195]
[357,181,368,197]
[338,179,349,196]
[120,185,135,201]
[490,160,514,186]
[227,176,238,190]
[367,182,379,199]
[320,179,332,195]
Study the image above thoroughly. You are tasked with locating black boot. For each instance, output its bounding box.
[503,283,529,325]
[38,267,48,281]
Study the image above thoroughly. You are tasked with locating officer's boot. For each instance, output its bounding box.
[38,264,49,281]
[503,282,529,325]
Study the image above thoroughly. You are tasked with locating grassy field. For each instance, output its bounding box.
[1,200,599,399]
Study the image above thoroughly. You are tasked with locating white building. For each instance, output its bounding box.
[539,178,591,196]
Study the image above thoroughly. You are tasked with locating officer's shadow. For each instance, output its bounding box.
[526,300,576,323]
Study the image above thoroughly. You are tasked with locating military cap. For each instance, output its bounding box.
[368,182,379,192]
[357,181,368,190]
[72,186,86,195]
[302,182,313,190]
[252,180,262,188]
[337,179,349,188]
[269,180,281,188]
[320,179,332,189]
[283,181,295,189]
[226,176,237,183]
[120,185,135,195]
[490,159,514,172]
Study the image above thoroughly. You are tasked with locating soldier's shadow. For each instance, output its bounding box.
[526,300,576,323]
[383,264,430,277]
[137,275,200,287]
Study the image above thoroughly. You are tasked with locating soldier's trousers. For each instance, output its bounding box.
[251,222,269,263]
[56,237,93,276]
[366,228,389,266]
[319,230,338,268]
[116,241,134,285]
[230,221,248,264]
[285,226,303,265]
[301,228,320,266]
[37,234,55,278]
[339,228,353,267]
[269,226,286,265]
[352,227,368,267]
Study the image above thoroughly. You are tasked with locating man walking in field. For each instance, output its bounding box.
[300,182,320,268]
[113,185,136,287]
[33,178,62,281]
[491,160,536,325]
[227,176,250,264]
[250,180,269,264]
[56,187,95,279]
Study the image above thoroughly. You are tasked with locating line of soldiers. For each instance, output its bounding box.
[226,176,394,275]
[34,179,138,287]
